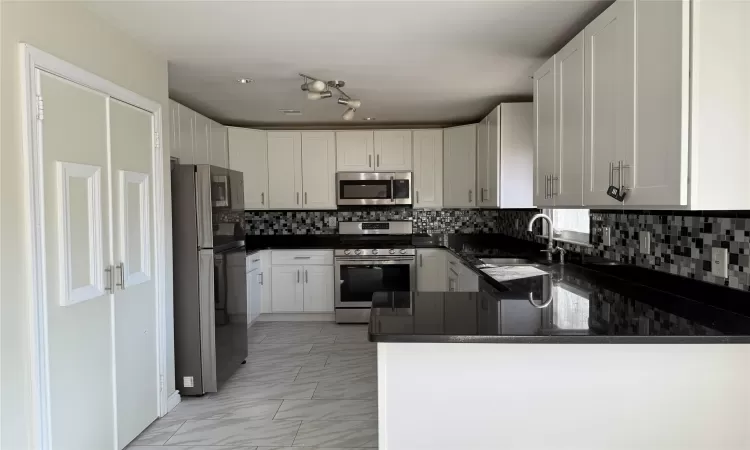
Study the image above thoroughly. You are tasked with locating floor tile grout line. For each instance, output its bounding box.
[160,419,187,446]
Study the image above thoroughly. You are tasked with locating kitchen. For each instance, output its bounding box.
[3,1,750,450]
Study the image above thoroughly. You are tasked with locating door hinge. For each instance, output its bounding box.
[159,374,164,392]
[154,131,160,149]
[36,95,44,121]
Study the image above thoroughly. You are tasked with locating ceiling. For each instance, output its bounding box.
[86,1,610,127]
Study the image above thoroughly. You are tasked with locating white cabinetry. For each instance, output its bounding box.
[336,130,374,172]
[228,127,268,210]
[246,251,268,323]
[478,104,534,208]
[443,124,477,208]
[413,130,443,209]
[446,253,478,292]
[374,130,412,171]
[209,120,228,168]
[301,131,336,209]
[193,112,211,165]
[270,250,335,313]
[177,103,195,164]
[267,131,303,209]
[417,249,447,291]
[533,57,557,207]
[169,99,180,160]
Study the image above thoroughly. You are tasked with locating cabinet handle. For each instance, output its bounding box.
[259,272,263,285]
[105,266,113,292]
[609,162,614,187]
[551,176,558,197]
[368,155,372,168]
[377,154,380,167]
[305,192,308,205]
[252,258,260,263]
[305,270,308,283]
[620,160,631,191]
[296,192,300,205]
[420,254,423,267]
[261,192,264,205]
[116,262,125,289]
[294,256,311,259]
[297,270,300,283]
[468,189,473,203]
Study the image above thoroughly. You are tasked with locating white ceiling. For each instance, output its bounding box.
[87,0,610,127]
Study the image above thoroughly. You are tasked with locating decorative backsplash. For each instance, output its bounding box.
[244,208,538,236]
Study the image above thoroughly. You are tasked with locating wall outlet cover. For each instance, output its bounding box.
[711,248,729,278]
[639,231,651,254]
[602,226,611,246]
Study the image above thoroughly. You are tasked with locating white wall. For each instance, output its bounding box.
[0,2,174,448]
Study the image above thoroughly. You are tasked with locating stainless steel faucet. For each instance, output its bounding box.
[527,213,566,264]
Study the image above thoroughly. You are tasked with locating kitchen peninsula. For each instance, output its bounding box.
[371,250,750,450]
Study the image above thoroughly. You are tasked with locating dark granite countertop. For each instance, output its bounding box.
[244,233,750,343]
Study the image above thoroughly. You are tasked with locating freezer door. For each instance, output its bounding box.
[195,165,214,249]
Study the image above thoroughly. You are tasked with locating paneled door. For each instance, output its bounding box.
[177,103,195,164]
[40,71,115,450]
[271,265,304,312]
[413,129,443,208]
[476,115,490,206]
[374,130,412,171]
[533,55,556,207]
[228,128,268,210]
[443,124,477,208]
[336,130,374,172]
[301,131,336,209]
[303,265,335,312]
[267,132,303,209]
[109,99,159,449]
[583,0,634,206]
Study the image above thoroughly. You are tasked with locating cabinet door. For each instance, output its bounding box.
[228,128,268,210]
[267,132,303,209]
[177,103,195,164]
[486,107,501,207]
[260,251,271,313]
[443,124,477,208]
[457,264,479,292]
[193,113,211,165]
[247,268,262,324]
[209,120,228,168]
[169,99,180,160]
[271,265,304,312]
[626,0,689,206]
[583,0,634,206]
[555,32,585,207]
[417,249,447,291]
[336,131,374,172]
[476,115,490,206]
[303,265,335,312]
[413,130,443,208]
[533,55,556,207]
[301,131,336,209]
[374,130,412,171]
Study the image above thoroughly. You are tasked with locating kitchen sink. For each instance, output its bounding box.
[480,258,535,266]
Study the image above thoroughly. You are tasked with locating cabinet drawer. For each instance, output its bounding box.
[272,250,333,266]
[247,252,262,272]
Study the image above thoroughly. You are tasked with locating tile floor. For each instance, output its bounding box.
[128,321,377,450]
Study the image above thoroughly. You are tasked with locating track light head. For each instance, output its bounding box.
[342,108,356,121]
[308,91,333,100]
[337,98,362,109]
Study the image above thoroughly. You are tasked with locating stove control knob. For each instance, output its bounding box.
[400,249,407,255]
[389,249,396,255]
[355,249,363,255]
[344,249,351,255]
[372,249,379,255]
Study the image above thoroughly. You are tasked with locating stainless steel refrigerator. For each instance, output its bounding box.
[171,164,248,396]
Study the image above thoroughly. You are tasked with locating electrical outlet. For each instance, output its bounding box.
[183,376,194,388]
[602,227,611,246]
[639,231,651,254]
[327,216,337,228]
[711,248,729,278]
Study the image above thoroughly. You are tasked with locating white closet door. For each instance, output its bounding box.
[109,99,159,449]
[40,71,115,450]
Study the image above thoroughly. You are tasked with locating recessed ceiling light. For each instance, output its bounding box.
[279,109,302,116]
[236,78,254,84]
[363,117,376,121]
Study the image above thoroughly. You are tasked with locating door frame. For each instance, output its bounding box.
[20,44,170,450]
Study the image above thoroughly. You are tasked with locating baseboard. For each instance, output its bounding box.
[256,313,335,322]
[167,390,181,413]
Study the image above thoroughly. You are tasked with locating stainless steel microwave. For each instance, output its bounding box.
[336,172,412,206]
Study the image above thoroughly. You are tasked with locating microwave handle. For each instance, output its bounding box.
[390,176,395,203]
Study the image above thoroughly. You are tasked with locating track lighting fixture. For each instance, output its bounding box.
[299,73,363,121]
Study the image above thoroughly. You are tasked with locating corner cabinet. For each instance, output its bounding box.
[228,127,268,210]
[301,131,337,209]
[443,124,477,208]
[413,130,443,209]
[374,130,412,171]
[336,130,374,172]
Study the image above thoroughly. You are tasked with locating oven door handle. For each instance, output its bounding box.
[335,258,416,264]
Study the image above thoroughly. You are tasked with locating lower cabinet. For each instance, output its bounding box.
[417,249,448,291]
[247,268,261,324]
[271,265,306,312]
[446,253,478,292]
[303,265,335,312]
[269,250,335,313]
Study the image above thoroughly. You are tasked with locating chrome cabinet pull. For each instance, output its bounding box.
[544,175,549,199]
[609,162,614,187]
[297,270,300,283]
[305,192,308,205]
[551,176,558,197]
[252,258,260,263]
[305,270,308,283]
[368,155,372,168]
[261,192,264,205]
[420,254,423,267]
[377,154,380,167]
[294,256,312,259]
[116,262,125,289]
[619,160,631,191]
[259,272,263,285]
[468,189,473,203]
[105,266,113,292]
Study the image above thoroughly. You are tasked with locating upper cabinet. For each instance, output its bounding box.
[443,124,477,208]
[193,113,211,165]
[336,131,374,172]
[209,120,228,168]
[267,132,303,209]
[301,131,337,209]
[228,127,268,210]
[374,130,412,171]
[176,103,195,164]
[536,0,749,210]
[479,104,534,209]
[168,100,180,160]
[413,129,443,209]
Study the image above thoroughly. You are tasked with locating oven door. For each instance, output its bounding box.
[335,256,416,308]
[337,172,412,206]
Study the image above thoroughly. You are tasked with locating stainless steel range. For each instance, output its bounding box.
[334,221,416,323]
